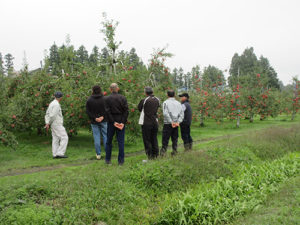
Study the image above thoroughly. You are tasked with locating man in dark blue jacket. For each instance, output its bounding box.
[179,93,193,151]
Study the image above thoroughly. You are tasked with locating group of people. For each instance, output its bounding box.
[45,83,193,165]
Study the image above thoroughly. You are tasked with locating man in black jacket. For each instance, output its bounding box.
[105,83,129,165]
[138,87,160,159]
[179,93,193,151]
[86,85,108,160]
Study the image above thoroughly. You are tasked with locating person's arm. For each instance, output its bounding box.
[178,104,184,124]
[138,99,144,112]
[121,96,129,124]
[86,100,96,122]
[45,107,51,125]
[46,103,59,125]
[163,101,172,123]
[105,96,115,123]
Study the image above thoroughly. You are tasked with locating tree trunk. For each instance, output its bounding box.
[236,116,240,128]
[112,50,116,75]
[291,111,296,121]
[250,112,254,123]
[200,112,204,127]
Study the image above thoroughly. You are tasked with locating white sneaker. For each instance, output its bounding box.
[96,155,101,160]
[142,159,148,163]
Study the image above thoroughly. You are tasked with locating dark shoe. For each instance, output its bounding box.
[53,156,58,159]
[160,148,167,157]
[184,144,190,152]
[57,155,68,158]
[105,160,112,165]
[189,142,193,150]
[171,150,177,156]
[118,162,124,166]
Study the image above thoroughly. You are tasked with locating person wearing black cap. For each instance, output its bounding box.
[179,93,193,151]
[45,91,68,158]
[138,87,160,160]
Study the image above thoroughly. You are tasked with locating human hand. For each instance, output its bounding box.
[172,122,179,128]
[45,124,50,132]
[114,122,124,130]
[118,123,124,130]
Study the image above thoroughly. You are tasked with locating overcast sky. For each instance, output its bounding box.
[0,0,299,84]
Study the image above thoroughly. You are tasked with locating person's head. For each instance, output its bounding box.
[110,83,119,93]
[179,93,189,102]
[54,91,63,102]
[167,90,175,98]
[92,85,102,95]
[144,86,153,96]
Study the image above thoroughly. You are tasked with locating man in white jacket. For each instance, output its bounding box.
[161,90,184,156]
[45,91,68,158]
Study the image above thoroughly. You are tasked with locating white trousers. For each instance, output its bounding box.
[51,125,69,157]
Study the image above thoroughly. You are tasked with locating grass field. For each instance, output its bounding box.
[0,115,299,224]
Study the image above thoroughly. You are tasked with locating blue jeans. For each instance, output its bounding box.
[105,122,125,164]
[91,122,108,155]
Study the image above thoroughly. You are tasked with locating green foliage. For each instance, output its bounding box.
[234,175,300,225]
[0,123,300,224]
[202,65,225,88]
[0,52,4,76]
[228,47,280,89]
[155,153,300,225]
[127,152,231,194]
[0,204,57,225]
[4,53,14,77]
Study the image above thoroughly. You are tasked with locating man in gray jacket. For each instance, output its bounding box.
[45,91,68,159]
[161,90,184,156]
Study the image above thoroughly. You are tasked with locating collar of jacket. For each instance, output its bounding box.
[92,94,103,98]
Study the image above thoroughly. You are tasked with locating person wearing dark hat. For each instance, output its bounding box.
[179,93,193,151]
[138,87,160,160]
[86,85,108,160]
[45,91,68,158]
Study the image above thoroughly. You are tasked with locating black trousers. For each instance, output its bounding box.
[142,124,159,159]
[161,124,178,153]
[180,124,193,144]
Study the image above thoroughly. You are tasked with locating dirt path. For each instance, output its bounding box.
[0,132,244,178]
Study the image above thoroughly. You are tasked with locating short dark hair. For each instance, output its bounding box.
[167,90,175,97]
[92,85,102,95]
[54,91,63,98]
[144,87,153,95]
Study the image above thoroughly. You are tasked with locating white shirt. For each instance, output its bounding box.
[45,99,64,126]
